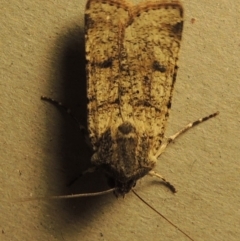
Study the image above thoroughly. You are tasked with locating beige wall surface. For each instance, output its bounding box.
[1,1,239,241]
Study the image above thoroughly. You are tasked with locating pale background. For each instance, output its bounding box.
[1,0,239,241]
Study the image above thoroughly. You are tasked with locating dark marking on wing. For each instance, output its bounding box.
[152,60,166,72]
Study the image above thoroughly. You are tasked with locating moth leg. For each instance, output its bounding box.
[148,170,176,193]
[155,112,219,158]
[67,166,97,186]
[41,96,89,140]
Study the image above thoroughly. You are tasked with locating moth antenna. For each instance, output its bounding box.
[15,188,116,202]
[132,189,195,241]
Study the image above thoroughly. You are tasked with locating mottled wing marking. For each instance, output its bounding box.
[85,0,183,156]
[85,0,130,146]
[120,2,183,155]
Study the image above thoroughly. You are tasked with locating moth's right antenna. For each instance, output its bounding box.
[132,189,195,241]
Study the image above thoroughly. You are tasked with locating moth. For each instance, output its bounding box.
[84,0,218,196]
[41,0,219,198]
[27,1,219,241]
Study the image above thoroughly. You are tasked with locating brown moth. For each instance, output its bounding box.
[37,1,219,240]
[84,0,218,196]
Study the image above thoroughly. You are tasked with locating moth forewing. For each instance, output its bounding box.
[85,0,184,195]
[123,2,184,156]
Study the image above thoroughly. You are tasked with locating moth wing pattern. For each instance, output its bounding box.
[85,0,131,145]
[85,0,184,190]
[86,0,183,152]
[122,1,184,156]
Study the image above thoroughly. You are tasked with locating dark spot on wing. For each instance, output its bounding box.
[118,122,136,134]
[98,58,113,68]
[152,60,166,72]
[167,100,171,109]
[171,21,183,39]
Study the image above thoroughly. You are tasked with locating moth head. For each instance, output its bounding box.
[106,176,136,197]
